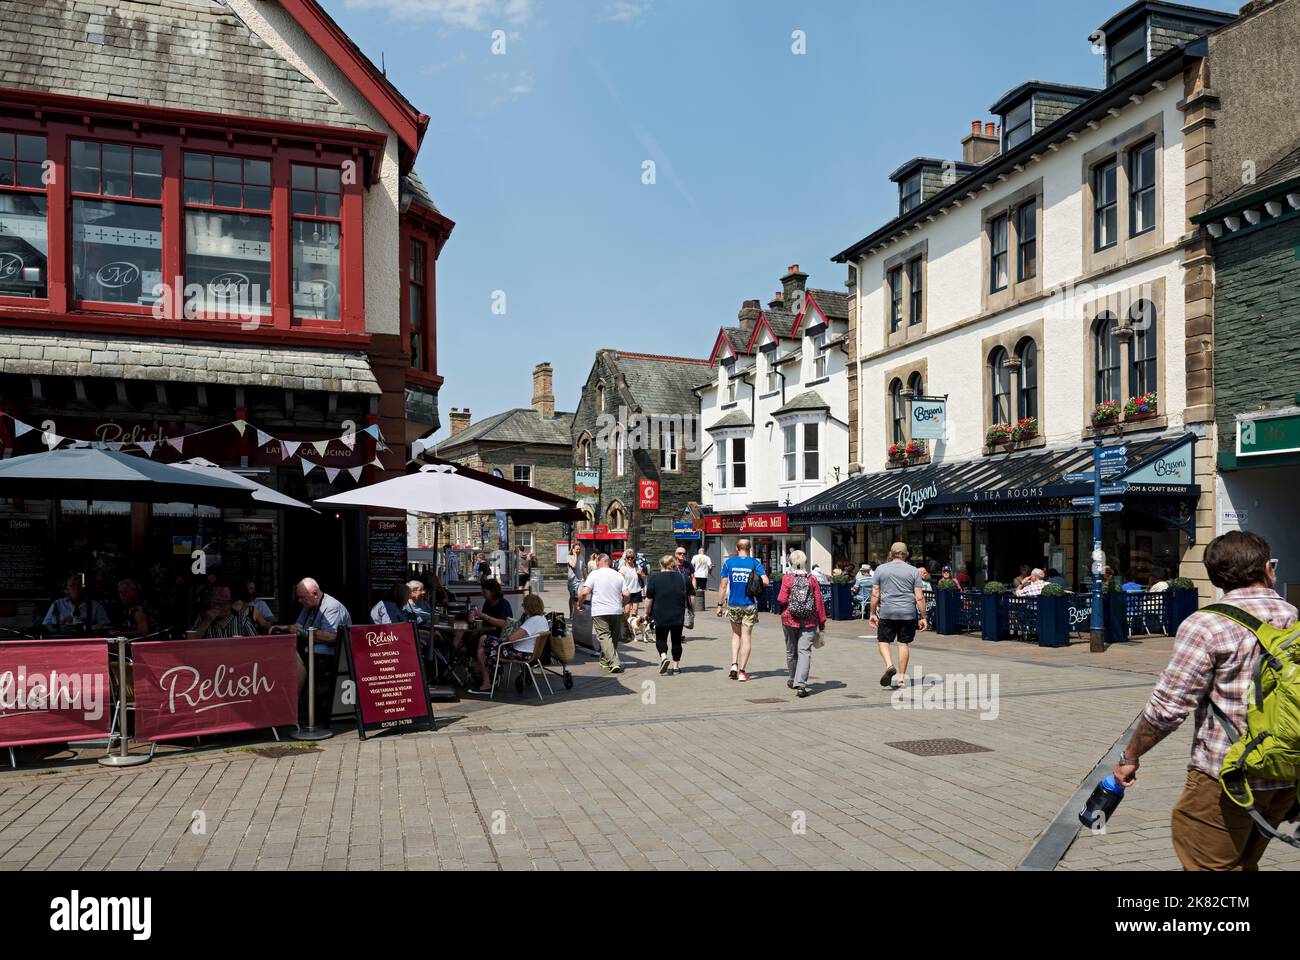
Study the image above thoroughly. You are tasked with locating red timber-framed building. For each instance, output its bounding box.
[0,0,453,629]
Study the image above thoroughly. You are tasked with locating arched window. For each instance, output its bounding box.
[1094,313,1121,403]
[907,371,924,401]
[597,383,605,415]
[989,348,1011,424]
[606,501,627,531]
[578,432,593,468]
[1015,339,1038,420]
[1129,299,1157,397]
[613,427,624,476]
[889,379,906,444]
[576,506,594,534]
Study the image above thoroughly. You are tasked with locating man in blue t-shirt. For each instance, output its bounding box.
[716,538,769,682]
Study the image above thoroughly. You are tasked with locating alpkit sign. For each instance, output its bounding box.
[909,398,947,441]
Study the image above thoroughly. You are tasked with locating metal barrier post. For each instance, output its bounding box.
[292,628,333,741]
[98,636,151,767]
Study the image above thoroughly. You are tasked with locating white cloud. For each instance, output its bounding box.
[603,0,652,22]
[491,71,535,103]
[343,0,535,30]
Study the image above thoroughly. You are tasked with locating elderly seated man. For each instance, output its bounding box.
[271,578,352,727]
[191,583,256,639]
[1016,568,1048,597]
[43,574,111,633]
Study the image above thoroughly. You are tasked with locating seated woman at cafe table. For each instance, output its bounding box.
[231,579,275,633]
[453,578,513,665]
[190,584,256,639]
[370,582,412,625]
[468,592,549,695]
[42,574,111,633]
[116,579,158,639]
[403,580,435,626]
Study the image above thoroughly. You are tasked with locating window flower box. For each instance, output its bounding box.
[1124,392,1158,422]
[1011,417,1038,442]
[888,441,926,464]
[1091,401,1121,427]
[986,424,1012,446]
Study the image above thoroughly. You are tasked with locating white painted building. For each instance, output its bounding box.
[794,2,1234,591]
[695,266,852,581]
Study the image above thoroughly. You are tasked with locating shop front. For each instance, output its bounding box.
[702,510,805,582]
[574,525,629,558]
[793,434,1200,591]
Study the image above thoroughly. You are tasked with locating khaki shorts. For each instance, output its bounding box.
[726,605,758,628]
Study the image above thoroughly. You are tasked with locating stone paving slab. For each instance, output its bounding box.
[0,611,1295,870]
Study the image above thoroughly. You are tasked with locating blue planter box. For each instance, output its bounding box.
[934,589,962,635]
[1036,594,1070,647]
[980,594,1008,641]
[829,583,855,620]
[1166,589,1198,634]
[1105,591,1129,645]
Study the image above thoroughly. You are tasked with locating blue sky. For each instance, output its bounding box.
[326,0,1229,437]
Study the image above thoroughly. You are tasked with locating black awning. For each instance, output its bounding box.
[791,433,1200,529]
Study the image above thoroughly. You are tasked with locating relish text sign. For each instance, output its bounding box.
[131,635,299,741]
[345,622,433,738]
[0,639,111,747]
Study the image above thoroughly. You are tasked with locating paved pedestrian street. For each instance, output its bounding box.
[1,609,1297,872]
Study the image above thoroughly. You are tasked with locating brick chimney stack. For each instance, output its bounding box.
[449,408,471,436]
[531,362,555,419]
[962,120,1000,165]
[737,299,762,339]
[781,263,808,305]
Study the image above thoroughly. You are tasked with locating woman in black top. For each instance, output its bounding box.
[645,555,692,675]
[466,579,516,694]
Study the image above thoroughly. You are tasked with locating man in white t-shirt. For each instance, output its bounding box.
[577,553,629,673]
[691,547,713,594]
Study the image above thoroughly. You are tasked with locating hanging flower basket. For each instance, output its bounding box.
[1124,392,1158,421]
[986,423,1012,446]
[1011,417,1038,442]
[1092,401,1121,426]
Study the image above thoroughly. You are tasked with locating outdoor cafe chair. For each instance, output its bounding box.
[490,631,553,702]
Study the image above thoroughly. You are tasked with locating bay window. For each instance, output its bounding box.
[783,425,796,482]
[731,438,747,489]
[183,151,271,320]
[803,422,819,481]
[0,131,47,299]
[716,438,728,490]
[409,238,427,369]
[71,140,163,308]
[291,164,342,322]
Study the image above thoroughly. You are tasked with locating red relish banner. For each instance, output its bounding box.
[131,635,299,742]
[346,622,433,737]
[0,639,111,747]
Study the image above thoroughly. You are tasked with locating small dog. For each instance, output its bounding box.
[626,613,653,643]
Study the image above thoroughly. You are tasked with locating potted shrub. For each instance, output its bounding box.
[1036,582,1069,647]
[1012,417,1038,442]
[986,423,1012,447]
[1101,578,1129,645]
[1166,576,1199,634]
[933,576,962,635]
[980,581,1009,641]
[1124,391,1158,422]
[829,571,855,620]
[1092,400,1121,427]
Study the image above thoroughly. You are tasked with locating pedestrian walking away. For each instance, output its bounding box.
[716,537,768,682]
[870,542,927,689]
[645,554,691,675]
[691,546,713,605]
[566,543,585,618]
[778,550,827,697]
[1112,532,1300,871]
[577,553,629,674]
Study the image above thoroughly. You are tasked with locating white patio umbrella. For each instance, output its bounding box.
[315,463,561,515]
[171,458,317,512]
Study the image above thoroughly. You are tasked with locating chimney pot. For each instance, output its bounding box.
[449,408,471,436]
[531,361,556,419]
[985,121,996,137]
[972,120,982,135]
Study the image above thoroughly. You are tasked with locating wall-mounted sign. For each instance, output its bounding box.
[1122,437,1195,485]
[639,478,660,510]
[574,468,600,510]
[703,513,789,535]
[910,398,947,441]
[1237,412,1300,458]
[897,481,939,518]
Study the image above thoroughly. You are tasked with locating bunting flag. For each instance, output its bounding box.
[106,442,124,451]
[13,419,32,438]
[231,419,247,436]
[301,459,316,476]
[340,431,356,451]
[42,431,62,450]
[362,424,380,439]
[255,429,273,449]
[167,437,185,454]
[137,440,156,457]
[311,439,330,457]
[347,466,364,482]
[324,467,339,483]
[282,440,301,459]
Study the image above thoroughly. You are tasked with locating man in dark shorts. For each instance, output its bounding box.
[870,541,927,689]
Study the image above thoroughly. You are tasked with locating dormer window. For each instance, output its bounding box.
[1004,99,1033,150]
[900,173,922,215]
[1107,24,1147,86]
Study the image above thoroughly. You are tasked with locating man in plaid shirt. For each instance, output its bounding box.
[1016,569,1047,597]
[1114,531,1298,870]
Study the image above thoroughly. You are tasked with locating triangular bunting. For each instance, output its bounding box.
[255,429,272,449]
[282,440,301,459]
[137,440,156,457]
[13,419,32,438]
[312,439,330,457]
[231,419,247,436]
[347,466,363,482]
[340,431,356,450]
[301,458,316,476]
[42,432,62,450]
[106,442,124,452]
[324,467,339,483]
[167,437,185,454]
[362,424,380,439]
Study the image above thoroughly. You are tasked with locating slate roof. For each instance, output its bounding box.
[706,409,753,432]
[808,288,851,320]
[0,328,380,394]
[402,172,441,215]
[772,390,829,417]
[1207,142,1300,211]
[760,308,797,340]
[0,0,366,130]
[435,408,574,453]
[719,327,750,356]
[606,351,712,417]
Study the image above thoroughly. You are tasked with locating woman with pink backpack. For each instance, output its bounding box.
[777,550,827,698]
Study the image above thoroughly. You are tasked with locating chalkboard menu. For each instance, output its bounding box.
[223,519,275,592]
[0,517,47,598]
[368,517,408,594]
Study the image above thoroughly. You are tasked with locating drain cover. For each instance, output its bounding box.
[747,698,784,704]
[526,732,549,738]
[245,745,321,759]
[886,739,992,756]
[464,725,492,733]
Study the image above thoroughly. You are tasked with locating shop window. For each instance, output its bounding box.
[0,131,48,299]
[1094,313,1122,403]
[989,348,1011,424]
[182,151,272,320]
[1016,339,1038,420]
[409,238,427,369]
[291,163,342,321]
[71,140,163,307]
